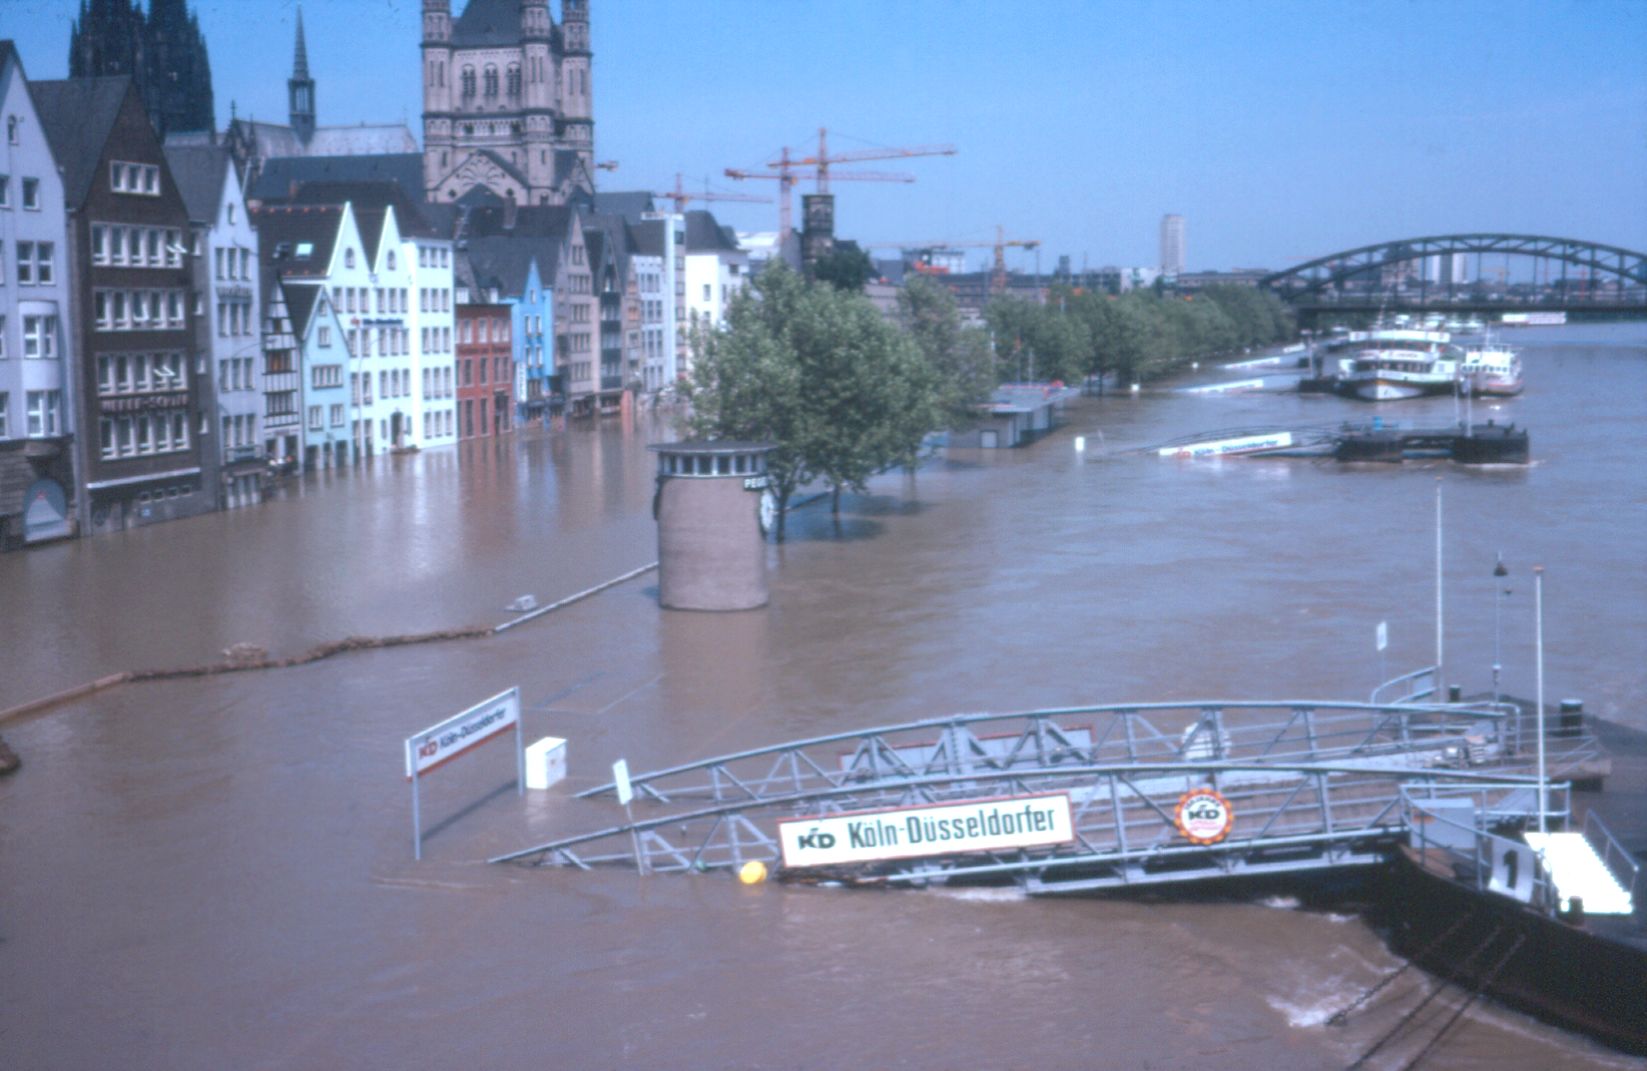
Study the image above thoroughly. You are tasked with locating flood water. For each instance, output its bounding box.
[2,323,1644,1069]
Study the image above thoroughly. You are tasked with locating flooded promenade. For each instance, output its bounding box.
[2,324,1644,1069]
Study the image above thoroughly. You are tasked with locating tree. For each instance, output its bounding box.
[682,266,810,539]
[809,243,878,293]
[896,275,994,428]
[684,264,948,537]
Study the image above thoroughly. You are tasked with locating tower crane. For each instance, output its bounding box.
[863,226,1040,295]
[725,127,957,244]
[652,173,771,213]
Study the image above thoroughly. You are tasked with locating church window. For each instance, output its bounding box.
[484,66,499,98]
[461,67,476,98]
[507,65,521,98]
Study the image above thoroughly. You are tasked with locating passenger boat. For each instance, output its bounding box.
[1337,327,1462,401]
[1459,338,1525,396]
[1381,805,1645,1056]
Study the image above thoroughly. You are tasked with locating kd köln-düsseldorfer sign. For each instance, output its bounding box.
[777,793,1075,869]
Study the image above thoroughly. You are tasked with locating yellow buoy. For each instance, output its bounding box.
[737,860,767,885]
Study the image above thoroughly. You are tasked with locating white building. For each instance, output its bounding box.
[1160,213,1185,275]
[682,210,746,379]
[1,42,77,546]
[164,141,264,507]
[255,196,456,459]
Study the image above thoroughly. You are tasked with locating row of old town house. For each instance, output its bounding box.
[0,34,749,550]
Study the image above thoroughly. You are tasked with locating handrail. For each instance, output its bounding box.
[579,698,1511,800]
[1583,809,1641,899]
[1370,665,1436,706]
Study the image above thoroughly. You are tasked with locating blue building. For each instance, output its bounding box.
[462,237,555,424]
[285,282,350,470]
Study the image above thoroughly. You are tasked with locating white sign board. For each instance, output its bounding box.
[778,793,1074,869]
[1158,430,1292,457]
[612,758,634,807]
[405,687,520,779]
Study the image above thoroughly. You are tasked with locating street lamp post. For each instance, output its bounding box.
[1534,564,1547,835]
[1492,553,1509,706]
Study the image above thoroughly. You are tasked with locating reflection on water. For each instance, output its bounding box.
[1,324,1643,1069]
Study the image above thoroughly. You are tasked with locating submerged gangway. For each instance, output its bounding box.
[491,696,1605,894]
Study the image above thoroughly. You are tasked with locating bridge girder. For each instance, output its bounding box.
[1261,233,1647,298]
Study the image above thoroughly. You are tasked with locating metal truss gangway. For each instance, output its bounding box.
[491,697,1605,895]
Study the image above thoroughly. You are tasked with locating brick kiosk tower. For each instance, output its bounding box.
[649,440,775,611]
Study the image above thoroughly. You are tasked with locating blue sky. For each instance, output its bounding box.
[8,0,1645,272]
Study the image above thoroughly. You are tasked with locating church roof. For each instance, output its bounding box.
[231,119,417,162]
[30,76,135,206]
[162,141,232,222]
[452,0,527,47]
[249,153,425,205]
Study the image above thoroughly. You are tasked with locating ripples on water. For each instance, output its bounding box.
[1,324,1642,1069]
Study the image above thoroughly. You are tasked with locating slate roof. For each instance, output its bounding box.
[162,141,231,222]
[453,0,525,47]
[254,203,345,282]
[592,191,658,224]
[282,281,323,338]
[684,209,741,253]
[30,76,134,206]
[288,181,441,244]
[628,218,667,258]
[465,234,553,297]
[249,153,425,205]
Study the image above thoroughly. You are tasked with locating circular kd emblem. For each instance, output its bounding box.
[1175,787,1234,845]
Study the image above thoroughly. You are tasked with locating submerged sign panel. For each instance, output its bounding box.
[778,793,1074,869]
[405,687,521,779]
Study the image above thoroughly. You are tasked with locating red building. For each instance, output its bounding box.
[455,300,511,439]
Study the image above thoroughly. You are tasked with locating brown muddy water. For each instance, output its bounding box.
[2,324,1644,1069]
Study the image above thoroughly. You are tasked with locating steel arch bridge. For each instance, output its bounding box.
[1260,233,1647,304]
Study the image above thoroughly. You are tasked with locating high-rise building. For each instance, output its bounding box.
[1159,213,1185,275]
[420,0,598,208]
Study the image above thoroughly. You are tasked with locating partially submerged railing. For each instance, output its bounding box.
[1401,781,1573,912]
[577,700,1516,809]
[1370,665,1438,706]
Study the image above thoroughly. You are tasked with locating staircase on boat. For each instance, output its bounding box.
[1524,829,1636,916]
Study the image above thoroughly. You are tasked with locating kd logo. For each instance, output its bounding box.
[796,829,836,850]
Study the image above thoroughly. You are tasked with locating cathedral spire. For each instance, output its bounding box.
[288,6,316,142]
[292,6,310,81]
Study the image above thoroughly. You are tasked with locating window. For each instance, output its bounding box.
[21,177,39,210]
[507,65,521,97]
[25,390,61,437]
[461,66,476,98]
[387,251,396,271]
[345,248,356,270]
[484,65,499,98]
[22,315,57,358]
[0,174,7,207]
[329,403,344,427]
[318,325,331,347]
[111,161,160,196]
[308,405,323,431]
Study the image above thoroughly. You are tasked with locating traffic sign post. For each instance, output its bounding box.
[405,687,523,860]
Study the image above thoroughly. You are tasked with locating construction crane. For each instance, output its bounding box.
[863,226,1040,295]
[652,174,772,213]
[725,127,957,244]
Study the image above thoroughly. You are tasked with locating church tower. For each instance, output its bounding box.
[560,0,594,181]
[421,0,454,196]
[520,0,556,198]
[288,7,316,143]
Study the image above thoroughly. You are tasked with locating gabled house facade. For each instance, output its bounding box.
[288,283,350,469]
[33,75,214,535]
[164,139,264,508]
[0,42,77,548]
